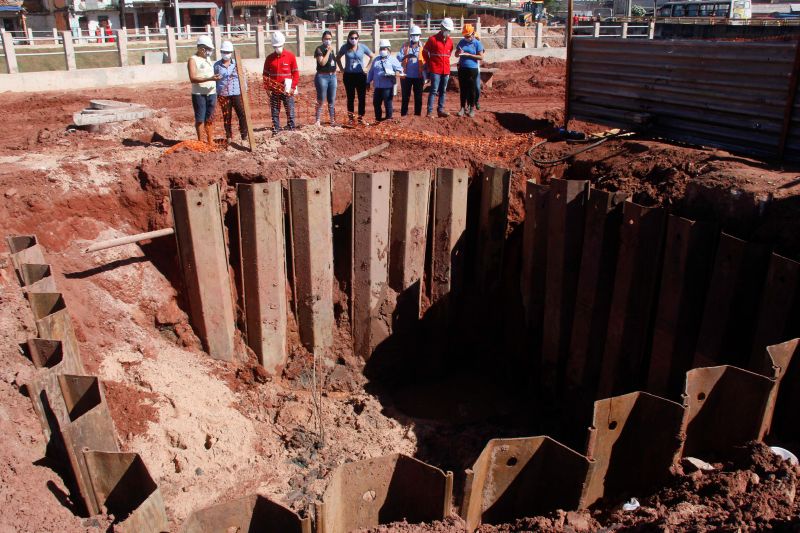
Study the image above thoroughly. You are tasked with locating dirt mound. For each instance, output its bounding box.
[599,442,800,530]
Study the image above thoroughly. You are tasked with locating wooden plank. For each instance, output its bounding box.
[234,49,256,151]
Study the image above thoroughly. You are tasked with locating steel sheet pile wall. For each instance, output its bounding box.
[568,38,799,159]
[5,236,168,533]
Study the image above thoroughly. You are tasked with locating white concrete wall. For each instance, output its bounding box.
[0,47,566,93]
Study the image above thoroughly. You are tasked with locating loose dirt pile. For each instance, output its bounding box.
[1,56,799,532]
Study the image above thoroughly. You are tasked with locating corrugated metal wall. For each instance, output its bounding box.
[568,38,800,160]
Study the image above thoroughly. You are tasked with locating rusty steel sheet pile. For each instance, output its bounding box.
[6,238,169,533]
[316,453,453,533]
[182,494,311,533]
[7,163,800,531]
[462,436,590,532]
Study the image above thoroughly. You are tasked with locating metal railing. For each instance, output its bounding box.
[0,18,538,74]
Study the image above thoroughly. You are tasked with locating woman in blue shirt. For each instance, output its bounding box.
[336,30,373,125]
[214,40,247,143]
[367,39,404,122]
[455,24,485,118]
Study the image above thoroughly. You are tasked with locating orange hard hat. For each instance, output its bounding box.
[462,23,475,36]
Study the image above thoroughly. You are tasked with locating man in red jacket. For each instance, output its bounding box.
[263,31,299,132]
[422,17,454,118]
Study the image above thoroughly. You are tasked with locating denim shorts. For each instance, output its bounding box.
[191,93,217,123]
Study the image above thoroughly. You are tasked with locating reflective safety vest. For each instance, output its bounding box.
[422,33,453,76]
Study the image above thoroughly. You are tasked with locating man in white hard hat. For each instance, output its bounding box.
[398,25,425,116]
[422,17,454,118]
[214,40,248,145]
[367,38,403,121]
[187,35,221,144]
[262,31,299,133]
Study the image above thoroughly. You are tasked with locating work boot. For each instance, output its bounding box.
[457,107,466,117]
[438,110,449,118]
[468,107,475,118]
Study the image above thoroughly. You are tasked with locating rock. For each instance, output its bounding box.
[252,365,269,384]
[5,188,17,198]
[195,467,204,475]
[155,300,184,325]
[325,364,358,392]
[750,472,760,486]
[565,510,592,531]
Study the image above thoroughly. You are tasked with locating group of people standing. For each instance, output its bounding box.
[187,18,486,143]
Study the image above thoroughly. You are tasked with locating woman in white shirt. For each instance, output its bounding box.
[187,35,221,144]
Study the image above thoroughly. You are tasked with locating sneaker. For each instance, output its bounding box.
[476,102,481,110]
[457,107,466,117]
[427,111,435,118]
[226,137,232,144]
[314,120,321,126]
[468,107,475,118]
[438,111,449,118]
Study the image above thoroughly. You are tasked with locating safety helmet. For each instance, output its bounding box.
[196,35,213,50]
[462,23,474,36]
[441,18,454,32]
[220,40,234,52]
[271,31,286,47]
[378,38,391,49]
[409,25,422,36]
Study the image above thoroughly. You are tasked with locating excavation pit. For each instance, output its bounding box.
[1,55,799,533]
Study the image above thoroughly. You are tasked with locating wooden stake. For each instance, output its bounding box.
[234,49,256,152]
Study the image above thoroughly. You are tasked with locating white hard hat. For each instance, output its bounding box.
[196,35,213,49]
[220,40,234,52]
[441,18,454,32]
[271,31,286,47]
[409,25,421,36]
[378,38,390,49]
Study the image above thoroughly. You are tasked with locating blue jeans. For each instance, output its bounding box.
[191,93,217,123]
[314,73,337,122]
[373,87,393,121]
[427,73,449,114]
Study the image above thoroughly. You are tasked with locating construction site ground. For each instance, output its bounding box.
[1,56,799,532]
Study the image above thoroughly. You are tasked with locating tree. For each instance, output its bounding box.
[631,4,646,16]
[331,2,350,21]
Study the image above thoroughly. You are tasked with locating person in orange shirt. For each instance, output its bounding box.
[262,31,299,133]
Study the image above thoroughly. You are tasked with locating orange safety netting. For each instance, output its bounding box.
[163,139,220,155]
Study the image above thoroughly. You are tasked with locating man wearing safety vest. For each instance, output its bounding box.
[422,18,455,118]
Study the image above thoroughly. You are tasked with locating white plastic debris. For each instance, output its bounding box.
[683,457,716,472]
[622,497,640,511]
[770,446,799,466]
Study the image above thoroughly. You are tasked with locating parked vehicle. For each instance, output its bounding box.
[657,0,752,19]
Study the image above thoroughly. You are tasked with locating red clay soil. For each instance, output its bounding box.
[1,56,799,532]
